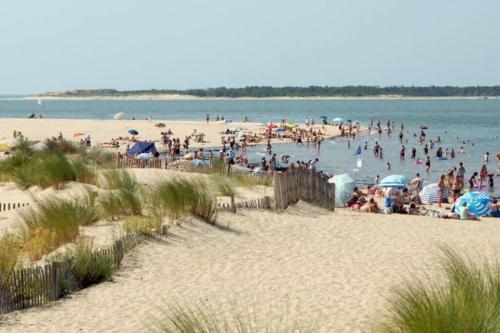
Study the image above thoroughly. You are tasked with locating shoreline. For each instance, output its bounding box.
[22,95,500,101]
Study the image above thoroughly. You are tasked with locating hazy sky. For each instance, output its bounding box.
[1,0,500,93]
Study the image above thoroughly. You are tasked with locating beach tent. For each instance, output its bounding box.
[113,112,125,120]
[419,183,451,204]
[452,192,492,217]
[127,141,157,156]
[376,174,410,188]
[328,173,356,207]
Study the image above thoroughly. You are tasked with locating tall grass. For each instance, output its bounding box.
[124,216,163,238]
[213,177,237,197]
[98,170,142,219]
[377,247,500,333]
[70,241,115,288]
[0,234,22,284]
[150,178,217,224]
[19,193,100,259]
[153,302,311,333]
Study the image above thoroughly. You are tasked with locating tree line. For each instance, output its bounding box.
[41,86,500,98]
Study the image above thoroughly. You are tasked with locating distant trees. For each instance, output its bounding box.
[41,86,500,98]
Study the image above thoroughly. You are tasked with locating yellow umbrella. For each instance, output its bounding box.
[0,143,9,152]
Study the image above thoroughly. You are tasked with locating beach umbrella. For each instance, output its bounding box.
[113,112,125,120]
[0,143,9,152]
[128,129,139,136]
[73,131,84,137]
[419,183,451,204]
[453,192,492,217]
[376,174,410,188]
[332,117,345,123]
[328,173,356,207]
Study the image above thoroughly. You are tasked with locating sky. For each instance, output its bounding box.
[1,0,500,94]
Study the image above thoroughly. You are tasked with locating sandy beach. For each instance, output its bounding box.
[0,119,343,151]
[0,202,498,332]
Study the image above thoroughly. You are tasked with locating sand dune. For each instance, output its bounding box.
[1,203,500,332]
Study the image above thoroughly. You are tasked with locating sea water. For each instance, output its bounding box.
[1,98,499,195]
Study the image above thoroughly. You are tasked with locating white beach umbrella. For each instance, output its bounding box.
[113,112,125,120]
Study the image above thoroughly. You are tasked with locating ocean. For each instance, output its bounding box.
[1,97,499,195]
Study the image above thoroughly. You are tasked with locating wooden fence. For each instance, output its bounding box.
[114,156,229,175]
[0,229,164,315]
[0,202,29,213]
[273,168,335,211]
[217,196,273,212]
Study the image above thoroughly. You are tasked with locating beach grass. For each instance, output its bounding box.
[70,241,115,288]
[153,302,312,333]
[0,234,22,284]
[124,216,163,238]
[19,193,100,259]
[152,178,217,224]
[98,169,142,219]
[377,247,500,333]
[229,173,272,188]
[212,176,237,197]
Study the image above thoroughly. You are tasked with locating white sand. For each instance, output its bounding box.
[1,202,500,332]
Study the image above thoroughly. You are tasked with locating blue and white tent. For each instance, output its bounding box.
[452,192,492,217]
[419,183,451,204]
[328,173,356,207]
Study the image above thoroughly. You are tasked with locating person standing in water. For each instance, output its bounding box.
[400,145,406,160]
[425,156,431,174]
[411,147,417,159]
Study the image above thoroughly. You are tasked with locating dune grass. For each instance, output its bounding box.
[98,170,142,219]
[124,216,164,238]
[19,193,100,259]
[153,302,312,333]
[70,241,115,288]
[212,177,237,197]
[149,178,217,224]
[377,247,500,333]
[0,234,22,284]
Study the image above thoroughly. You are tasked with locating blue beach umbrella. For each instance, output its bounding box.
[332,117,345,124]
[453,192,492,217]
[419,183,451,204]
[328,173,356,207]
[128,129,139,135]
[376,174,410,188]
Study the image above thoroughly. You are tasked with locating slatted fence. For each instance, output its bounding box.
[273,168,335,210]
[217,196,272,212]
[0,202,29,213]
[0,229,164,315]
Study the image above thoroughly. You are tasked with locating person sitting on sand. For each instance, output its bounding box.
[392,193,407,214]
[490,199,500,218]
[361,198,379,213]
[457,202,479,221]
[408,203,421,215]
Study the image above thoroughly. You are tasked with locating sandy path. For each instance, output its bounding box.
[2,203,500,332]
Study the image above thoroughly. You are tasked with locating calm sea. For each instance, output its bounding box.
[1,97,499,195]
